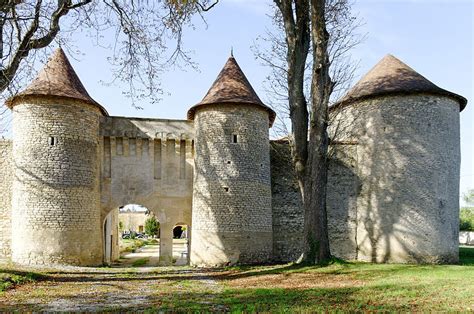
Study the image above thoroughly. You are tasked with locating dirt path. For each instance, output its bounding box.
[0,265,227,312]
[118,241,189,267]
[118,244,161,267]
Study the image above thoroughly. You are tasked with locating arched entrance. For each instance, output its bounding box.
[173,223,190,265]
[99,119,194,265]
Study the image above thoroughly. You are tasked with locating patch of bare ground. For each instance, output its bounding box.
[221,271,365,289]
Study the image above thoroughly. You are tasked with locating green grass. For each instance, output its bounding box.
[120,238,148,253]
[0,247,473,312]
[131,258,149,267]
[0,269,43,292]
[460,246,474,265]
[150,247,474,312]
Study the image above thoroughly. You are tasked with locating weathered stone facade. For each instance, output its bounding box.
[100,117,194,264]
[0,140,12,259]
[330,95,461,263]
[191,105,273,266]
[0,50,467,266]
[11,100,103,265]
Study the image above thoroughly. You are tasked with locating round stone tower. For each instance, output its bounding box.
[6,48,108,266]
[330,54,467,263]
[187,56,276,266]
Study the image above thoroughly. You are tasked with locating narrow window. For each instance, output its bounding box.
[116,137,123,155]
[154,139,162,179]
[180,140,186,179]
[129,138,136,156]
[142,139,149,155]
[104,137,111,178]
[232,134,238,143]
[48,136,57,146]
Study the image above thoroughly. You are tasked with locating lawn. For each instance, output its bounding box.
[0,246,472,312]
[153,246,474,312]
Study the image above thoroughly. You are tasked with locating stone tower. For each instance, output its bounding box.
[330,55,467,263]
[6,48,108,265]
[188,56,276,266]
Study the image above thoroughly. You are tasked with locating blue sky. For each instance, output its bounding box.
[19,1,474,200]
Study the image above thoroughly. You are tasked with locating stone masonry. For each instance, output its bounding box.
[0,140,12,259]
[0,49,467,266]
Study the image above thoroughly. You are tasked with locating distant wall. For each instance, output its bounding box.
[0,140,12,259]
[460,231,474,246]
[119,212,148,233]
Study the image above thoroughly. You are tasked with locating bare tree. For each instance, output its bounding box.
[267,0,363,264]
[0,0,218,134]
[254,0,363,138]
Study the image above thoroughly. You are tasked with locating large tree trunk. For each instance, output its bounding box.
[274,0,310,196]
[302,0,333,263]
[274,0,332,264]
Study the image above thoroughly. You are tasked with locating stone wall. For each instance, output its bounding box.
[270,141,303,262]
[100,116,194,264]
[11,99,103,266]
[119,211,148,233]
[270,140,360,262]
[104,208,120,264]
[0,140,12,259]
[191,104,273,266]
[331,94,461,263]
[460,231,474,246]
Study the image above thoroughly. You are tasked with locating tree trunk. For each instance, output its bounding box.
[301,0,332,263]
[274,0,332,264]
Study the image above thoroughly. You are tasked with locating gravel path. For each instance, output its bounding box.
[0,264,227,312]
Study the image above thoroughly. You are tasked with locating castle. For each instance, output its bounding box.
[0,49,467,266]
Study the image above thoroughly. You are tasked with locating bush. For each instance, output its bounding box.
[460,207,474,231]
[145,216,160,237]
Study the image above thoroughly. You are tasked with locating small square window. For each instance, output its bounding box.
[224,187,230,192]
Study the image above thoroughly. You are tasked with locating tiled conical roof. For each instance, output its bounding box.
[334,54,467,111]
[187,56,276,127]
[6,48,108,115]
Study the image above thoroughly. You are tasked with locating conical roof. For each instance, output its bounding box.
[187,56,276,127]
[334,54,467,111]
[6,48,108,115]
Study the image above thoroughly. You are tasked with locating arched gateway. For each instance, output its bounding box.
[100,116,194,265]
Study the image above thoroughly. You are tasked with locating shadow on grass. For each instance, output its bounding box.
[143,283,433,312]
[0,269,45,292]
[460,246,474,265]
[1,247,472,288]
[0,283,430,312]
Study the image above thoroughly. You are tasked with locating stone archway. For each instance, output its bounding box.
[99,117,194,265]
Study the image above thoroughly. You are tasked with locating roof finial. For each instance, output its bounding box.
[230,46,234,57]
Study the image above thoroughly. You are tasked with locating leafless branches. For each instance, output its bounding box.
[0,0,218,134]
[253,0,365,138]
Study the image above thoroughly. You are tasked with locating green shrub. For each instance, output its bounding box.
[460,207,474,231]
[145,216,160,237]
